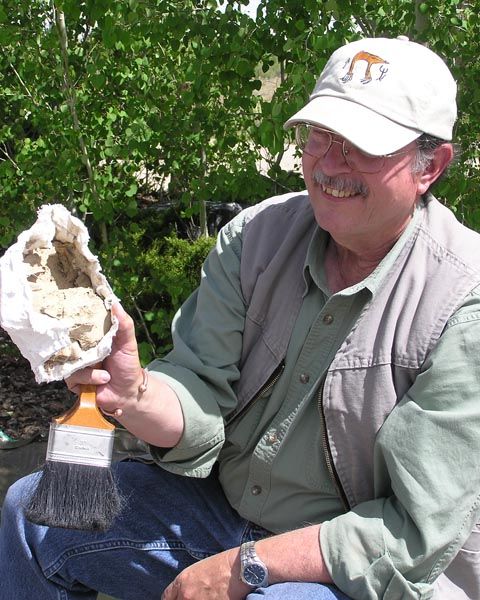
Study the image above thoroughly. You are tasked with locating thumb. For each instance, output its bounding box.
[110,302,139,358]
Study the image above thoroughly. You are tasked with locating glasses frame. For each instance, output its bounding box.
[294,123,412,174]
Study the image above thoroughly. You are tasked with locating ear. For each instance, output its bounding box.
[416,143,454,195]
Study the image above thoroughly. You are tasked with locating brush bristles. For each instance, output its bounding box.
[25,461,124,532]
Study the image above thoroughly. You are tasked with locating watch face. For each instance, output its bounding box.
[243,564,267,586]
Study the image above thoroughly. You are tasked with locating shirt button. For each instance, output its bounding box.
[323,314,334,325]
[299,372,310,384]
[251,485,262,496]
[266,432,278,444]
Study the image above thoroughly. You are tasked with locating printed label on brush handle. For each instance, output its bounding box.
[46,422,115,467]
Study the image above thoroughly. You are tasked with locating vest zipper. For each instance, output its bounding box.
[318,382,350,511]
[226,361,285,427]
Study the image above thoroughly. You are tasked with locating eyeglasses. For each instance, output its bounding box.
[295,123,411,174]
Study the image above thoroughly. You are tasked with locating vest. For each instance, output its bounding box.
[233,191,480,599]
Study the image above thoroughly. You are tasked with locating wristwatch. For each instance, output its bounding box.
[239,540,269,588]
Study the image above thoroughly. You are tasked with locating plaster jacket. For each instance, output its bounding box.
[233,191,480,599]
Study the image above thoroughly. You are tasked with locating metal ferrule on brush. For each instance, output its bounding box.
[46,422,115,468]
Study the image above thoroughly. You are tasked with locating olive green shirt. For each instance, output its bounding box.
[148,205,480,597]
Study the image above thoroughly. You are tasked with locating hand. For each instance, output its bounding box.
[66,302,184,447]
[162,549,251,600]
[65,302,144,415]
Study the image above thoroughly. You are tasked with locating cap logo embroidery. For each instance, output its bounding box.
[341,51,389,84]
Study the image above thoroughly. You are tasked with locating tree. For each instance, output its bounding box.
[1,0,479,359]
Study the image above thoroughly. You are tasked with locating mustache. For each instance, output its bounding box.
[312,170,369,198]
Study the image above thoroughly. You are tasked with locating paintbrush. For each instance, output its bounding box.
[25,383,123,531]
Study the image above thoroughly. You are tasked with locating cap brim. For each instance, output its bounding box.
[284,96,423,155]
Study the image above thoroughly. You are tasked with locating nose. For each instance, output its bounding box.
[320,139,352,174]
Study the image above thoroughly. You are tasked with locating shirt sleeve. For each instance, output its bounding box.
[320,286,480,600]
[147,213,247,477]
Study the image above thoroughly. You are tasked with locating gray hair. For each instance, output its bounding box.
[412,133,453,175]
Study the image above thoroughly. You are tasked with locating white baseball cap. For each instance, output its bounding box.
[284,36,457,155]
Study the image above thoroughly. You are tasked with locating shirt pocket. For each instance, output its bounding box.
[224,392,271,454]
[224,361,285,452]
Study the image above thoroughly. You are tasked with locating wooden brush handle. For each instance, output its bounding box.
[54,384,115,430]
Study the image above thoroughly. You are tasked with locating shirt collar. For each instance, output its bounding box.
[303,199,425,298]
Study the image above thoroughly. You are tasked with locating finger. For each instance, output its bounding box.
[111,303,138,352]
[65,367,111,389]
[161,583,174,600]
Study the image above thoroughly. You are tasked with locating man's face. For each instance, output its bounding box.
[302,132,424,249]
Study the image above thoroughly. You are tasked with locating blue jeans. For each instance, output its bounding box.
[0,461,351,599]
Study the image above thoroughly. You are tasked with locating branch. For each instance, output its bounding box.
[0,143,20,171]
[54,5,108,244]
[131,297,157,354]
[355,16,376,37]
[414,0,430,35]
[8,63,37,105]
[198,146,209,238]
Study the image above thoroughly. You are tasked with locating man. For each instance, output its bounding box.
[1,36,480,600]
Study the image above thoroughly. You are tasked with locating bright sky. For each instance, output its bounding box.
[243,0,261,18]
[219,0,261,19]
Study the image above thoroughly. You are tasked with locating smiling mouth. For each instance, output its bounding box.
[322,185,357,198]
[313,170,369,198]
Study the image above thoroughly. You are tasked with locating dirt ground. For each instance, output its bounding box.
[0,327,74,443]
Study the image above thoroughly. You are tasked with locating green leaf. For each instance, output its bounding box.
[271,101,283,118]
[258,119,274,148]
[125,183,138,197]
[125,199,138,216]
[236,58,252,77]
[295,19,306,31]
[92,73,106,88]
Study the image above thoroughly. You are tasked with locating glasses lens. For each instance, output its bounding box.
[295,123,387,173]
[343,141,384,173]
[295,123,309,149]
[295,124,331,157]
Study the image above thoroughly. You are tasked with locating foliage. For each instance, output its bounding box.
[1,0,479,357]
[100,222,215,363]
[255,0,480,225]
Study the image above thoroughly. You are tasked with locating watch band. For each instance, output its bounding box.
[240,540,269,588]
